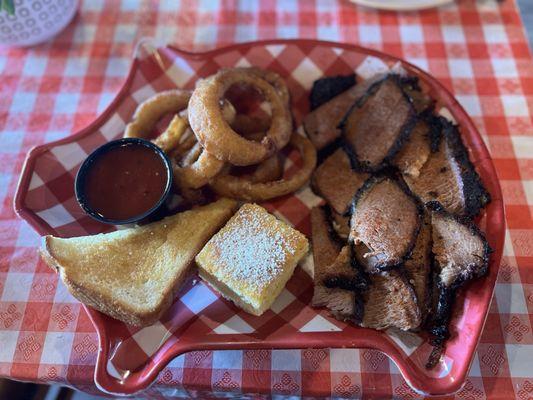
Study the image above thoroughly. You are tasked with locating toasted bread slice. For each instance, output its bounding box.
[41,198,238,327]
[196,203,309,316]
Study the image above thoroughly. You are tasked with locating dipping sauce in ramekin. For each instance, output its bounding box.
[75,138,173,225]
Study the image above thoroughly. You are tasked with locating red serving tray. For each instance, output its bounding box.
[14,39,504,396]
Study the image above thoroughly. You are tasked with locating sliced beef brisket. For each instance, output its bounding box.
[350,175,423,270]
[427,201,491,350]
[311,207,365,322]
[403,211,432,324]
[400,76,434,114]
[405,120,490,217]
[361,270,421,331]
[312,149,370,215]
[312,285,358,322]
[331,210,350,240]
[319,245,367,291]
[393,119,432,178]
[304,74,386,151]
[340,75,416,171]
[310,206,343,270]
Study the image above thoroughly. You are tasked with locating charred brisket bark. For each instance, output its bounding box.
[403,211,432,325]
[400,76,434,114]
[310,74,356,110]
[425,201,491,367]
[404,119,490,217]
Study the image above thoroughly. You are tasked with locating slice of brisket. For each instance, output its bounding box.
[340,75,416,171]
[350,175,422,270]
[304,74,386,151]
[311,207,365,322]
[426,201,491,351]
[400,76,434,114]
[331,210,351,240]
[312,149,370,215]
[403,211,432,324]
[361,270,421,331]
[393,119,432,178]
[312,285,358,321]
[405,120,490,217]
[310,206,343,270]
[319,245,367,291]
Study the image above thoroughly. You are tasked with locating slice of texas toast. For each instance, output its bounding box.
[41,198,238,327]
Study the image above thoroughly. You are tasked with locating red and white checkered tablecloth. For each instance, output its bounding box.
[1,0,532,398]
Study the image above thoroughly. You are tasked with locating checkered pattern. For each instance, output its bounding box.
[1,0,532,398]
[16,40,505,397]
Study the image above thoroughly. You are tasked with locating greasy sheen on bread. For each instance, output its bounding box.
[40,198,238,327]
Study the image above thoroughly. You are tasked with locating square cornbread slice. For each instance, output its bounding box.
[195,203,309,316]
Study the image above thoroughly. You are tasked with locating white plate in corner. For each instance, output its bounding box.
[349,0,454,11]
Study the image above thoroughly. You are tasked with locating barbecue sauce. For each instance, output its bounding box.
[83,144,167,221]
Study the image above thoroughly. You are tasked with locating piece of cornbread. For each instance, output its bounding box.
[195,203,309,316]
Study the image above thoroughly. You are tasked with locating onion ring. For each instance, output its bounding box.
[239,67,290,106]
[125,90,191,139]
[180,142,203,167]
[230,114,271,137]
[210,133,317,201]
[173,141,225,190]
[220,98,237,123]
[169,127,197,159]
[152,115,187,153]
[157,120,224,190]
[248,154,284,183]
[188,68,292,166]
[229,153,284,184]
[170,99,238,189]
[174,153,225,189]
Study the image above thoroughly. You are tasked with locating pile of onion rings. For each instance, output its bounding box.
[123,67,317,201]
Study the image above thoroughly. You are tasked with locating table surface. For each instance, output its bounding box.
[1,0,532,399]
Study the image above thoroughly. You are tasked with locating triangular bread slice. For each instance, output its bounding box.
[40,198,238,327]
